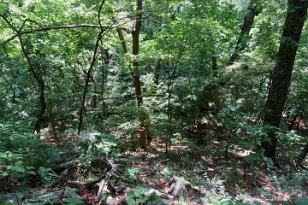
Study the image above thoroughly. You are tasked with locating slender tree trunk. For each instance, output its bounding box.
[211,55,218,77]
[262,0,307,159]
[101,48,109,118]
[166,65,177,153]
[154,60,161,85]
[77,0,106,134]
[18,36,47,133]
[297,142,308,168]
[228,0,260,65]
[35,79,47,132]
[132,0,147,148]
[132,0,143,107]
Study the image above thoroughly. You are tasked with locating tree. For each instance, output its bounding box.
[262,0,308,159]
[0,14,47,132]
[228,0,260,65]
[77,0,107,134]
[132,0,148,148]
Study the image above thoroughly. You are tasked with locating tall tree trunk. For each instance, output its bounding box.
[154,60,161,85]
[132,0,147,148]
[132,0,143,107]
[211,55,218,77]
[228,0,260,65]
[100,48,110,118]
[262,0,307,159]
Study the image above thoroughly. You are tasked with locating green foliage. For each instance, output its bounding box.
[37,166,59,183]
[126,186,162,205]
[124,167,140,181]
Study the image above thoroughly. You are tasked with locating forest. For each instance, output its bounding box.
[0,0,307,204]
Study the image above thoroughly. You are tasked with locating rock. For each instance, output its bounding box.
[145,188,172,200]
[168,175,190,197]
[106,196,116,205]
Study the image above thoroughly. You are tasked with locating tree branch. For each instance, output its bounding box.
[1,24,131,45]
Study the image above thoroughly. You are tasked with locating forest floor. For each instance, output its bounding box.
[1,127,307,205]
[114,137,307,204]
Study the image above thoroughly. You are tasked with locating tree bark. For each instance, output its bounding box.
[228,0,260,65]
[262,0,308,159]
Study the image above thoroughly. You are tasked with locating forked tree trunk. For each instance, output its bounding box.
[228,0,260,65]
[262,0,307,159]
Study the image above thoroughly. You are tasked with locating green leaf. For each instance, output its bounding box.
[134,186,143,198]
[0,171,9,177]
[126,197,135,205]
[11,166,26,173]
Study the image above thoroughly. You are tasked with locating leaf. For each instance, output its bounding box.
[0,171,9,177]
[11,166,26,173]
[126,191,136,205]
[134,186,143,198]
[27,170,36,175]
[126,197,135,205]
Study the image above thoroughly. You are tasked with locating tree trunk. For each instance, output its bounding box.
[132,0,147,148]
[116,6,148,148]
[77,0,106,134]
[297,142,308,168]
[18,36,47,133]
[211,55,218,77]
[228,0,260,65]
[262,0,307,159]
[100,48,110,118]
[154,60,161,85]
